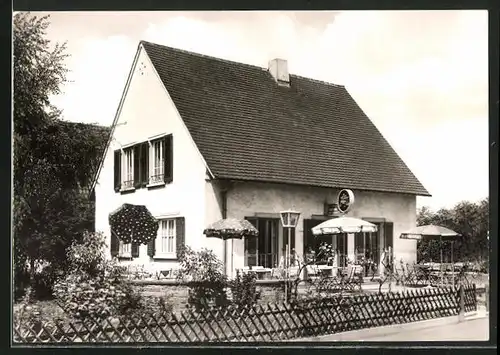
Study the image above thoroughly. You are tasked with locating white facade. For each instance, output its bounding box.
[94,45,224,271]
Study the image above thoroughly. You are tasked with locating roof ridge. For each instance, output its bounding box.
[290,73,345,88]
[140,40,345,88]
[140,40,265,71]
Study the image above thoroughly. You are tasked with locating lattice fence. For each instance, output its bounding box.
[13,285,476,343]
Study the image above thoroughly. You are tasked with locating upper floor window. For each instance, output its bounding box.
[149,138,165,185]
[121,147,134,190]
[113,134,173,193]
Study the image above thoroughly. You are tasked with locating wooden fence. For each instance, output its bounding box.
[13,284,476,343]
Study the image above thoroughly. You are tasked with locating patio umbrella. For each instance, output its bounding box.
[312,217,378,235]
[203,218,259,277]
[400,224,461,286]
[312,217,378,268]
[108,203,159,245]
[204,218,259,240]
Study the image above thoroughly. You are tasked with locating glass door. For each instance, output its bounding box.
[245,218,279,268]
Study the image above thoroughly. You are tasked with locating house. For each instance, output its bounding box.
[93,40,430,276]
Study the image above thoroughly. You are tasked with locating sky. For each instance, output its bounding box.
[33,10,489,211]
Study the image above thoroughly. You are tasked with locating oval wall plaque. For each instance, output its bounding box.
[337,189,355,213]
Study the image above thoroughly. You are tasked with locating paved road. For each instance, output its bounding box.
[367,318,490,341]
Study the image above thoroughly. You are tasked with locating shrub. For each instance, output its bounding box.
[229,270,261,306]
[177,246,228,310]
[54,232,172,320]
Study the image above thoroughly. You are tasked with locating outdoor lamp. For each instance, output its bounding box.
[280,210,301,228]
[280,209,301,304]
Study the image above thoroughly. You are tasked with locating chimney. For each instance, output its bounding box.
[268,58,290,86]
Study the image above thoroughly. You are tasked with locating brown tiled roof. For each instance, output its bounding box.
[142,41,430,196]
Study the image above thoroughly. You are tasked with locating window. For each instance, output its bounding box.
[121,147,134,190]
[114,134,173,193]
[119,241,131,257]
[149,138,165,185]
[245,218,279,268]
[156,218,176,257]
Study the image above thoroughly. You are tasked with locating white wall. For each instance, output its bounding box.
[224,181,418,275]
[94,45,210,271]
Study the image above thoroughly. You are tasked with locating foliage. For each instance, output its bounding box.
[229,271,261,306]
[53,232,170,320]
[417,198,489,265]
[177,246,229,309]
[13,12,111,296]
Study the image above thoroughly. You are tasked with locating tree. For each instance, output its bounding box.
[416,198,489,264]
[13,13,111,296]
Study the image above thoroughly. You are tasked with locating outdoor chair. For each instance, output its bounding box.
[341,265,363,292]
[315,274,343,294]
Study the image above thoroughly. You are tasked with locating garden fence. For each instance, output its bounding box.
[13,284,476,343]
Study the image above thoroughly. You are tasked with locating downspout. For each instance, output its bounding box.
[221,189,228,275]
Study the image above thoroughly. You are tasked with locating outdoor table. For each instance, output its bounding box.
[316,265,334,277]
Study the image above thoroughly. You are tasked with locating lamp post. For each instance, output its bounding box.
[280,209,301,303]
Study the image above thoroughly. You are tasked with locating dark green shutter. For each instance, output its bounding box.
[147,239,155,257]
[175,217,185,258]
[110,232,119,257]
[133,145,141,188]
[164,135,173,183]
[114,150,121,192]
[131,242,139,257]
[140,142,149,187]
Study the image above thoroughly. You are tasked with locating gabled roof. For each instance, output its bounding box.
[141,41,430,196]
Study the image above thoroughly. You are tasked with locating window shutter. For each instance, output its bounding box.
[303,219,311,255]
[164,135,173,183]
[110,232,119,257]
[175,217,185,258]
[131,242,139,257]
[114,150,121,192]
[133,145,141,188]
[384,222,394,250]
[147,239,155,257]
[140,142,149,187]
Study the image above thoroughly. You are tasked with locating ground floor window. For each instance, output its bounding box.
[245,218,279,268]
[155,218,176,258]
[355,231,380,263]
[304,218,348,266]
[119,241,131,257]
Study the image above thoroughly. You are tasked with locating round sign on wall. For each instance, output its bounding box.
[337,189,355,213]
